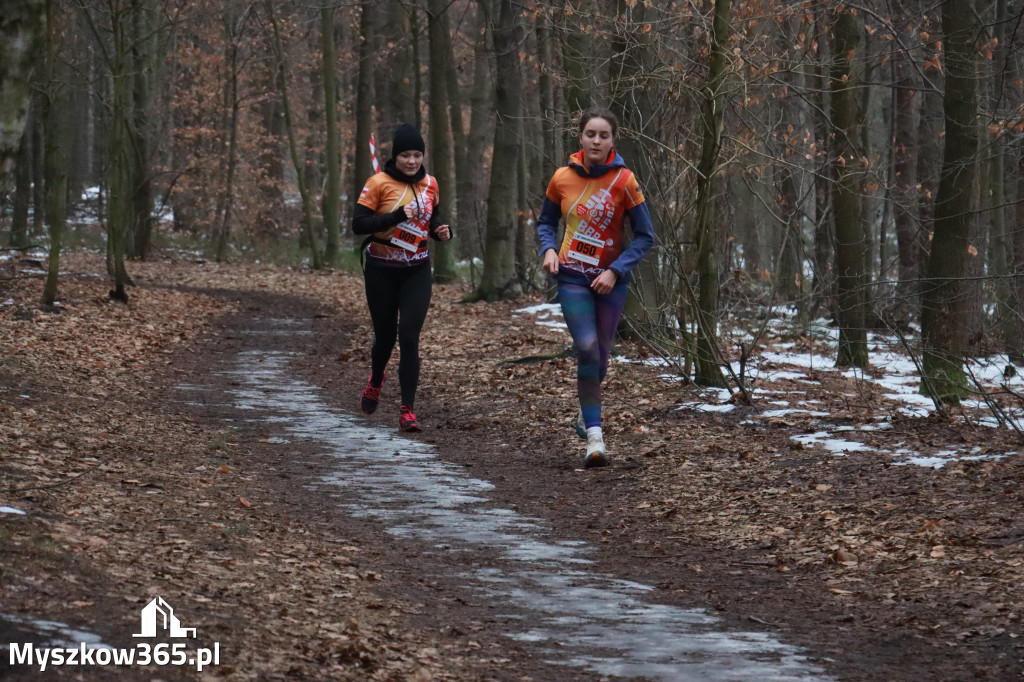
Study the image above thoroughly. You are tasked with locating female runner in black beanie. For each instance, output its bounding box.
[351,123,452,431]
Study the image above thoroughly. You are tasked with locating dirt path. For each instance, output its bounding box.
[2,257,1022,681]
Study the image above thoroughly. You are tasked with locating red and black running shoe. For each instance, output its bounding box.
[360,373,385,414]
[399,405,422,432]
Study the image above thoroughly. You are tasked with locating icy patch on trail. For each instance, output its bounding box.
[513,303,567,331]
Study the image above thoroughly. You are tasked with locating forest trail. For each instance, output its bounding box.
[1,255,1022,680]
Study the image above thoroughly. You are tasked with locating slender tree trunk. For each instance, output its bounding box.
[518,18,544,286]
[31,100,45,236]
[9,122,32,247]
[255,97,284,237]
[560,0,592,153]
[515,130,531,283]
[830,10,869,368]
[776,165,803,302]
[690,0,730,387]
[916,81,945,268]
[808,8,832,310]
[353,1,376,210]
[127,0,154,260]
[108,1,133,301]
[321,6,341,266]
[410,6,422,133]
[609,0,662,339]
[267,1,322,269]
[537,3,563,169]
[474,0,523,301]
[378,3,415,130]
[214,7,248,263]
[454,22,492,271]
[893,43,924,306]
[919,0,980,403]
[988,0,1013,355]
[42,0,65,306]
[427,0,456,283]
[443,3,465,225]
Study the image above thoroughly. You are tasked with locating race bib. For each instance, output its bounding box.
[567,232,605,267]
[390,221,428,252]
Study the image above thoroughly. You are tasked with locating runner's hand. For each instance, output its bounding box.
[435,225,451,241]
[403,203,420,220]
[543,249,559,275]
[590,269,618,295]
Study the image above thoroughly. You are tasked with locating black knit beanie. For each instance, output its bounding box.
[391,123,425,158]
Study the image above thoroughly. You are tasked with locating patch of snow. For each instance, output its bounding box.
[763,371,810,381]
[693,403,736,413]
[763,409,830,418]
[791,432,873,454]
[513,303,562,317]
[513,303,567,331]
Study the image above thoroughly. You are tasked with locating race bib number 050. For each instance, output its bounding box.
[567,232,604,267]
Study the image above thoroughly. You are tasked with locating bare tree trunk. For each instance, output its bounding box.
[9,121,33,248]
[893,30,925,307]
[254,97,284,238]
[690,0,731,387]
[474,0,523,301]
[321,6,341,266]
[377,3,415,131]
[808,7,832,310]
[830,10,869,369]
[31,107,45,236]
[518,17,544,286]
[267,0,322,269]
[42,0,65,306]
[107,1,134,301]
[453,20,492,272]
[214,6,249,263]
[986,0,1013,355]
[537,2,563,168]
[443,5,465,227]
[776,165,803,302]
[559,0,593,152]
[127,0,155,260]
[608,0,663,339]
[353,1,376,209]
[409,6,422,133]
[427,0,456,283]
[919,0,980,403]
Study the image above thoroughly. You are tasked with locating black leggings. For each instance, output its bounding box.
[363,261,433,409]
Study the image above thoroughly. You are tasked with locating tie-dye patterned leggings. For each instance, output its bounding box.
[557,280,629,428]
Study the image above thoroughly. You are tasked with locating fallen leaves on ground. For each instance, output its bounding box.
[1,252,1023,680]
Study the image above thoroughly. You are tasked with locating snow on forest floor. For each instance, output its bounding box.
[513,302,1023,470]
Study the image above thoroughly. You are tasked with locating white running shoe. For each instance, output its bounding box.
[584,431,608,468]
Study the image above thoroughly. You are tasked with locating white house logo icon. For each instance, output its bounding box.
[133,597,197,638]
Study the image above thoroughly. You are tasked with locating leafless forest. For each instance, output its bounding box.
[2,0,1024,405]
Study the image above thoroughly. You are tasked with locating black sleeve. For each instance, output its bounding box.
[352,203,406,235]
[428,205,451,239]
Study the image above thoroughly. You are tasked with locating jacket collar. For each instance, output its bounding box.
[568,149,626,178]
